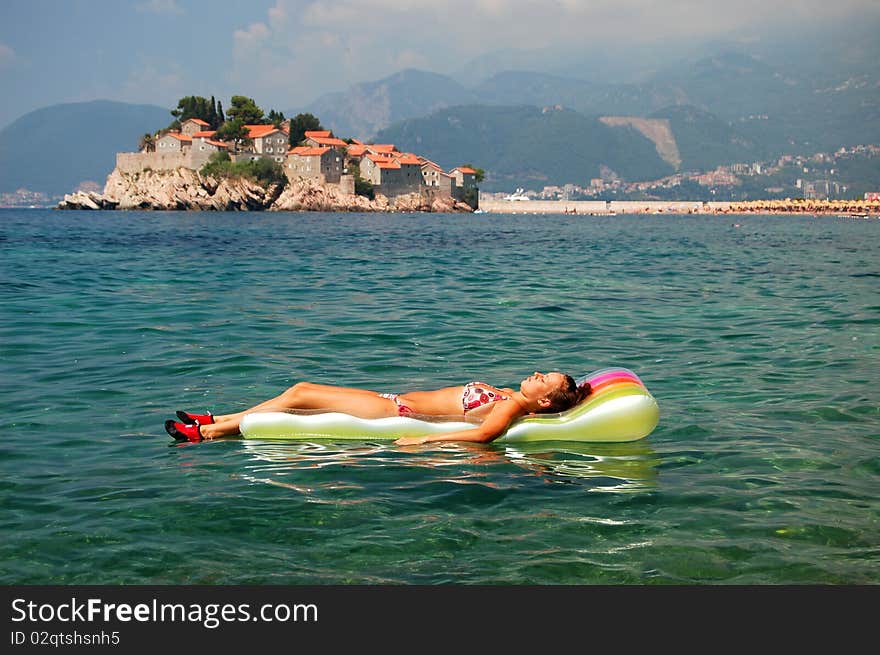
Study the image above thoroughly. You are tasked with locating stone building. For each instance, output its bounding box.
[303,130,348,151]
[181,118,211,136]
[190,130,229,168]
[450,166,477,191]
[156,132,191,153]
[286,146,343,183]
[421,159,454,196]
[358,151,425,197]
[236,125,289,164]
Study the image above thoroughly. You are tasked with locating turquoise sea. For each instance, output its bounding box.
[1,209,878,585]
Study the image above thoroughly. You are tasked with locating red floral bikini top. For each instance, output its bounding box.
[461,382,509,413]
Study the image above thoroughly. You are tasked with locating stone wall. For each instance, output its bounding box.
[190,145,218,170]
[376,165,424,198]
[477,198,710,214]
[338,174,355,196]
[116,151,190,174]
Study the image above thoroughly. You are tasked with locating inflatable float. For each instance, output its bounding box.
[239,368,659,443]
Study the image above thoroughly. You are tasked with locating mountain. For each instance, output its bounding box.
[656,50,880,154]
[296,69,478,140]
[472,71,598,109]
[648,104,764,172]
[0,100,170,197]
[375,105,675,191]
[299,27,880,154]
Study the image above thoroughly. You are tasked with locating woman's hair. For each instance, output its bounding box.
[541,375,591,414]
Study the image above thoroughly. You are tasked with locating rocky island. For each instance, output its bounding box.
[58,95,478,213]
[59,167,472,213]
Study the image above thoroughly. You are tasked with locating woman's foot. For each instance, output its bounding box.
[165,420,203,442]
[176,411,214,425]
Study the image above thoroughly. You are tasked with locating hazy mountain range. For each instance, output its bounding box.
[299,25,880,146]
[1,27,877,197]
[0,101,169,197]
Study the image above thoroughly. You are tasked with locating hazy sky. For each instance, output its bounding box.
[1,0,878,128]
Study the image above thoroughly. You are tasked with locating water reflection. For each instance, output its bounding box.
[234,438,660,493]
[500,441,660,491]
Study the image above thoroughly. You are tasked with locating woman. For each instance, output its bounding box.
[165,371,589,446]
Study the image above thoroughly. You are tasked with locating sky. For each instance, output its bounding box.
[1,0,878,129]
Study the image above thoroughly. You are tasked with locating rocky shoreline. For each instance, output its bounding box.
[710,199,879,215]
[57,167,474,213]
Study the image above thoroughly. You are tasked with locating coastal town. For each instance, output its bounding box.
[481,144,880,206]
[116,116,479,206]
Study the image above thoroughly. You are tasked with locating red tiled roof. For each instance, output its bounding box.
[289,146,330,157]
[206,140,228,148]
[366,154,401,169]
[164,132,192,143]
[192,130,217,138]
[304,130,332,139]
[346,144,368,157]
[246,124,284,139]
[369,144,396,153]
[396,153,421,165]
[309,136,348,147]
[184,118,210,126]
[452,166,477,174]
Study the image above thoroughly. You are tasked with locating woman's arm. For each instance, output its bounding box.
[394,400,524,446]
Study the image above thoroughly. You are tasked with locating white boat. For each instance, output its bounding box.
[503,188,530,201]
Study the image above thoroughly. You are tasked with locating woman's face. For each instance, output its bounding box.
[520,371,567,398]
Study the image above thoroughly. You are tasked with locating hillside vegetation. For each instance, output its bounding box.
[377,105,675,190]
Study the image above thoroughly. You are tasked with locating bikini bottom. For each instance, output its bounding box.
[378,393,415,416]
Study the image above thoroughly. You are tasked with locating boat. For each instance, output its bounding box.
[503,188,530,201]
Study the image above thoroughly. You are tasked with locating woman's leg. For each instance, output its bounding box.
[199,382,398,439]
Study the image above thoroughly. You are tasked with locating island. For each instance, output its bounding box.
[58,96,479,213]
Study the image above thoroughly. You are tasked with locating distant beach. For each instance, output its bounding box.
[478,198,880,216]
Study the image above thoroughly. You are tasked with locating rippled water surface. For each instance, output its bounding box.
[1,209,878,584]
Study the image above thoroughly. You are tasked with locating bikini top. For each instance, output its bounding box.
[462,382,509,413]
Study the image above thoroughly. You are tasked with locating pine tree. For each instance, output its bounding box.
[288,113,323,147]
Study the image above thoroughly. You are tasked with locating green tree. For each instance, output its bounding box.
[201,150,233,178]
[248,157,287,188]
[226,95,264,125]
[209,96,219,129]
[215,119,252,152]
[217,100,225,125]
[138,133,156,153]
[267,109,286,128]
[347,161,374,199]
[200,151,287,190]
[170,96,214,127]
[288,113,323,147]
